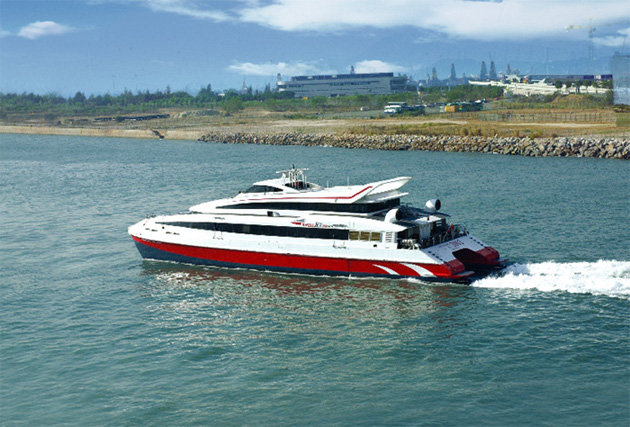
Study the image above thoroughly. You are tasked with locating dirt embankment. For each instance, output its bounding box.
[2,112,628,159]
[0,125,206,140]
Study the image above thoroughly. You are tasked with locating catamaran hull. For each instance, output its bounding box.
[131,235,476,282]
[129,169,507,283]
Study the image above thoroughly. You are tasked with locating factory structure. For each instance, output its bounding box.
[276,69,413,98]
[272,59,626,104]
[611,54,630,105]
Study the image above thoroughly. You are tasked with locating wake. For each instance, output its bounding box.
[472,260,630,299]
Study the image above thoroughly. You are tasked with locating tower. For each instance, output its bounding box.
[489,61,497,80]
[480,61,488,80]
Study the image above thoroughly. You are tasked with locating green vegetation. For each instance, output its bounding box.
[1,83,621,140]
[0,85,294,119]
[0,84,509,121]
[418,85,504,104]
[498,92,614,110]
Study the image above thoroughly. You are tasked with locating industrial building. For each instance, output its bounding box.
[611,54,630,105]
[276,72,411,98]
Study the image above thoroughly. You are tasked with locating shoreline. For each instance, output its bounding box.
[0,125,205,140]
[2,124,628,159]
[199,131,629,159]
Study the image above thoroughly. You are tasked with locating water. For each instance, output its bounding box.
[1,134,629,425]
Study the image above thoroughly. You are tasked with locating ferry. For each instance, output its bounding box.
[129,167,506,282]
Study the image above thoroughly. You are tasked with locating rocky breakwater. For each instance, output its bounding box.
[198,131,630,159]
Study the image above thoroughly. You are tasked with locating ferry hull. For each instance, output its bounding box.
[132,235,474,282]
[129,168,506,283]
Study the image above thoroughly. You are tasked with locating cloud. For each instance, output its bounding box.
[0,25,11,39]
[94,1,630,42]
[593,27,630,47]
[228,59,409,78]
[17,21,75,40]
[138,0,230,21]
[235,0,630,41]
[353,60,407,74]
[228,60,337,77]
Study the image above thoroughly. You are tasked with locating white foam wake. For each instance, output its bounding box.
[472,260,630,299]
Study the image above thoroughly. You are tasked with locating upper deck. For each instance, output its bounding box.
[189,167,410,215]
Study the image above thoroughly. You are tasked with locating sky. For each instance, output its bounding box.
[1,0,629,96]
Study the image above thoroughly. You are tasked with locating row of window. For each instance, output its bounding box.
[292,73,394,81]
[158,221,350,240]
[243,185,282,194]
[349,231,382,242]
[284,80,385,88]
[217,198,400,214]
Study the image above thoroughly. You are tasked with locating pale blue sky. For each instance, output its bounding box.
[1,0,628,96]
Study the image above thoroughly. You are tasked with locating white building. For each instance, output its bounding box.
[469,79,610,97]
[277,72,410,98]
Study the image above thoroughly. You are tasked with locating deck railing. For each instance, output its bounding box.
[400,224,468,249]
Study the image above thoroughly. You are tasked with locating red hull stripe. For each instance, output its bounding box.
[131,236,467,279]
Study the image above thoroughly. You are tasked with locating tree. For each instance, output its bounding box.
[71,91,86,104]
[221,96,243,114]
[197,84,217,104]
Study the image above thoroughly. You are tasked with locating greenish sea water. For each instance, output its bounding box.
[1,134,629,425]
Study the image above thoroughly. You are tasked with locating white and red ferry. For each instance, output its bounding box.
[129,167,506,282]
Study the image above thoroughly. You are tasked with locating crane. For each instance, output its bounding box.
[566,22,596,74]
[566,20,616,75]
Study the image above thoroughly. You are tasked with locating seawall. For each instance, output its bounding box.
[2,124,627,159]
[198,132,630,160]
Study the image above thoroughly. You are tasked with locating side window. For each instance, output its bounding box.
[349,231,381,242]
[370,232,381,242]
